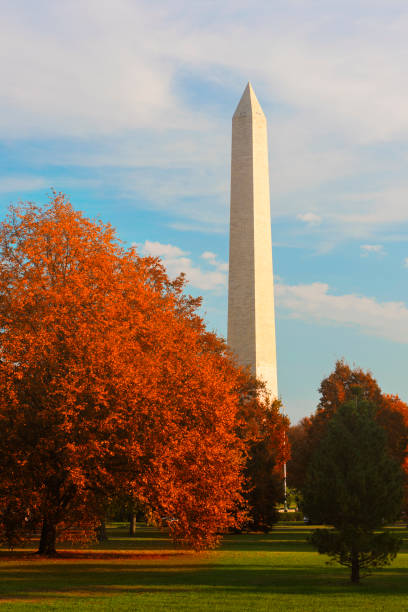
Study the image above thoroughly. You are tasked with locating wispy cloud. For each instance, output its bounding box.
[360,244,385,256]
[0,176,48,194]
[136,236,408,344]
[297,212,322,227]
[201,251,229,271]
[139,240,228,290]
[138,238,408,344]
[276,281,408,343]
[2,2,408,239]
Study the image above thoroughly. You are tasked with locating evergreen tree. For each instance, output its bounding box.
[303,395,403,583]
[288,361,408,496]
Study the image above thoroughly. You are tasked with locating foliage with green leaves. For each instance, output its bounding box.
[303,395,404,582]
[310,528,401,583]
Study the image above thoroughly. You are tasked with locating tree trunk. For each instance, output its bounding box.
[129,512,137,537]
[38,518,57,555]
[351,552,360,583]
[96,518,108,542]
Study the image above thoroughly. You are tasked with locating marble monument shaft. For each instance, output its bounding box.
[227,83,278,398]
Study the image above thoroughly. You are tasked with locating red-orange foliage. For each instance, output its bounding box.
[286,417,312,491]
[244,400,289,530]
[288,360,408,497]
[377,395,408,464]
[235,375,290,529]
[236,377,287,454]
[0,194,247,553]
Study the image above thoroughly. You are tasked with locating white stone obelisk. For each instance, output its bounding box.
[227,83,278,398]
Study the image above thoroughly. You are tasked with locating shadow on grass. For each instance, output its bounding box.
[1,560,408,603]
[17,524,408,555]
[100,525,319,553]
[221,528,313,553]
[0,525,407,604]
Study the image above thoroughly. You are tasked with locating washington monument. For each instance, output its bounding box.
[227,83,278,398]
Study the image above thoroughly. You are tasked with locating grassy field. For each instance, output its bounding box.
[0,523,407,611]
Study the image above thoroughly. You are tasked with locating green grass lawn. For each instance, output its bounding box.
[0,523,407,611]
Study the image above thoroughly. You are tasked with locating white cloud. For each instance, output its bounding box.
[2,1,408,142]
[0,2,202,138]
[141,242,185,259]
[2,2,408,238]
[0,176,48,193]
[297,212,322,226]
[276,281,408,343]
[201,251,229,271]
[140,241,227,291]
[360,244,384,255]
[168,221,226,234]
[201,251,217,261]
[331,187,408,234]
[134,239,408,344]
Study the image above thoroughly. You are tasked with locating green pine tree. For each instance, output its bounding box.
[302,394,404,583]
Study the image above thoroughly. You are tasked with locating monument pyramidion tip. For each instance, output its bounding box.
[233,82,265,119]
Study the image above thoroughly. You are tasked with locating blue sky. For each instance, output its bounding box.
[2,0,408,422]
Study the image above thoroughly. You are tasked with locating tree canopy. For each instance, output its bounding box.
[303,396,404,582]
[288,360,408,500]
[0,194,256,553]
[237,377,290,531]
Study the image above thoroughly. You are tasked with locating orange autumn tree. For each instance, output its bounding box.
[286,416,312,492]
[287,360,408,501]
[377,394,408,516]
[0,194,246,554]
[234,375,289,531]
